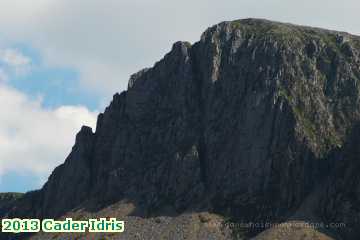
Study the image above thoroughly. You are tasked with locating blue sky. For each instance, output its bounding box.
[0,0,359,193]
[0,171,41,193]
[0,44,99,192]
[9,45,98,111]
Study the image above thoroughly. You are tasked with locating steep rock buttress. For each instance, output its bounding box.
[2,19,360,239]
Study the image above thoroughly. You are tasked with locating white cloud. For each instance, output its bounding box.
[0,48,32,76]
[0,68,9,82]
[0,83,97,187]
[1,48,31,67]
[0,0,358,97]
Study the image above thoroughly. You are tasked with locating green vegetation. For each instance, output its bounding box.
[293,106,317,142]
[277,80,343,154]
[0,192,24,200]
[230,19,358,60]
[278,86,294,103]
[230,19,312,44]
[0,192,24,208]
[326,133,342,148]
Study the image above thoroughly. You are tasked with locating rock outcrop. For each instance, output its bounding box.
[2,19,360,239]
[0,193,23,214]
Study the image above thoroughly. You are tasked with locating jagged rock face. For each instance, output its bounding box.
[89,41,205,213]
[2,19,360,239]
[319,124,360,239]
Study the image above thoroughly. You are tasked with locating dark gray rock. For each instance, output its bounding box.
[2,18,360,239]
[0,193,23,215]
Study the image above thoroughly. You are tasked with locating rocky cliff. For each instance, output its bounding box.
[0,193,23,213]
[2,19,360,240]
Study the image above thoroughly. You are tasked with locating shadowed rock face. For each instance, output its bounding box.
[2,19,360,239]
[0,193,23,214]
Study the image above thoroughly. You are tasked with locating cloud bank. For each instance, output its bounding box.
[0,83,97,187]
[0,0,359,96]
[0,48,32,78]
[0,45,98,191]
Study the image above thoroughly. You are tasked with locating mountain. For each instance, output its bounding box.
[1,18,360,240]
[0,193,23,212]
